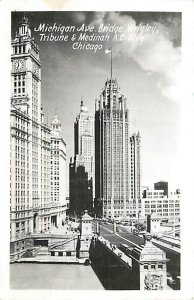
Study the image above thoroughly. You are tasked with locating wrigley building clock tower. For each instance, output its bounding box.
[10,16,52,254]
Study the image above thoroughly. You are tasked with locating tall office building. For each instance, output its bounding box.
[69,163,93,216]
[130,132,142,218]
[95,78,130,219]
[50,115,67,226]
[69,101,94,216]
[74,101,95,195]
[10,17,51,253]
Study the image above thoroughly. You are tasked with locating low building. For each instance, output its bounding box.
[142,188,180,222]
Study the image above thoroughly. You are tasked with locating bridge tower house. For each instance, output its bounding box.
[129,234,169,290]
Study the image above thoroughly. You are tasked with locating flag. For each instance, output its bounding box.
[105,48,112,53]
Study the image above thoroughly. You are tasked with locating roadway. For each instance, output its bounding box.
[94,222,145,247]
[92,220,180,286]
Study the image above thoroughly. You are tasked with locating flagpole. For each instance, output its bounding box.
[111,47,112,79]
[105,48,113,79]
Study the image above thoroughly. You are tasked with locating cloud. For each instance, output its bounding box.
[71,12,87,23]
[89,12,182,102]
[89,12,107,25]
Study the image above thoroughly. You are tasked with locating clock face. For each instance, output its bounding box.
[13,59,25,72]
[35,66,39,76]
[32,63,39,76]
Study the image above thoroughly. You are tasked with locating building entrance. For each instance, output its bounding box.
[33,213,38,233]
[51,215,57,227]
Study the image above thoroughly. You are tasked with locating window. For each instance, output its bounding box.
[158,264,163,269]
[144,265,148,270]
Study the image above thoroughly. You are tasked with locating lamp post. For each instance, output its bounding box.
[113,220,116,234]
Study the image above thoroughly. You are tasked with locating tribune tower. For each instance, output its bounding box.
[95,79,130,219]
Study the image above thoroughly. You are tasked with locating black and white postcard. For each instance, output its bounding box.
[1,1,194,300]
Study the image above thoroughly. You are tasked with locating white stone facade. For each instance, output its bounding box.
[130,132,142,218]
[74,101,95,199]
[142,188,180,221]
[10,17,53,240]
[50,115,67,226]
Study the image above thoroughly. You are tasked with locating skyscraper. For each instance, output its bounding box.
[10,17,51,253]
[95,78,130,219]
[69,163,93,216]
[69,101,94,216]
[50,115,67,226]
[130,132,142,218]
[74,101,95,195]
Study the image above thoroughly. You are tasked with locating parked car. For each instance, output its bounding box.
[138,230,147,237]
[133,228,139,234]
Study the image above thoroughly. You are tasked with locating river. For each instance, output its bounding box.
[10,263,104,290]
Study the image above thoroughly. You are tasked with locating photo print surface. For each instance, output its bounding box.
[10,11,181,290]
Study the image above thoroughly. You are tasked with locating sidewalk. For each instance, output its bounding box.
[48,221,80,236]
[152,238,181,254]
[18,254,87,264]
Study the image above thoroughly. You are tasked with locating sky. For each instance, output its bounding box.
[12,11,182,191]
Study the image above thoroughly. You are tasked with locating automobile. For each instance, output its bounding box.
[138,230,147,237]
[152,233,162,239]
[122,222,129,226]
[104,221,109,225]
[108,219,114,223]
[120,221,128,226]
[133,229,138,235]
[133,232,139,236]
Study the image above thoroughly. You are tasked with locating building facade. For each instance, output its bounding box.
[130,132,142,218]
[142,188,180,221]
[69,162,93,216]
[95,78,131,219]
[69,101,94,216]
[10,17,52,247]
[50,115,67,226]
[74,101,95,198]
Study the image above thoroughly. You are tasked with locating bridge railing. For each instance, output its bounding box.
[49,236,77,250]
[98,236,132,268]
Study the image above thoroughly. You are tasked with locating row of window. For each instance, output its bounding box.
[144,264,163,270]
[51,160,59,164]
[13,45,26,54]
